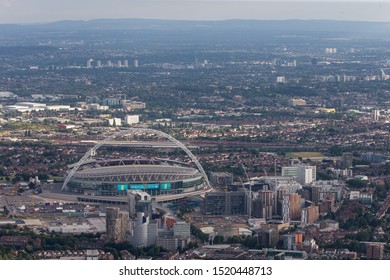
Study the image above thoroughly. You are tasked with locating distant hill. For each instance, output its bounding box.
[1,19,389,47]
[1,18,390,33]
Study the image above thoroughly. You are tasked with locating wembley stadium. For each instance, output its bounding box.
[56,128,211,204]
[66,158,206,199]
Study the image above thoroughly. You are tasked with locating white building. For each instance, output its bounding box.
[281,166,299,178]
[372,110,380,121]
[281,165,316,185]
[108,118,122,126]
[289,98,306,107]
[173,221,191,239]
[157,236,189,251]
[87,59,93,68]
[87,103,109,111]
[262,176,302,193]
[297,165,316,185]
[122,101,146,111]
[129,212,158,247]
[276,76,286,83]
[125,115,140,125]
[325,48,337,54]
[0,91,17,99]
[46,105,71,111]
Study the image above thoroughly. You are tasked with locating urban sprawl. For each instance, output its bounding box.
[1,20,390,260]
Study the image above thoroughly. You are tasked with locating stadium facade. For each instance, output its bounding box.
[66,158,206,201]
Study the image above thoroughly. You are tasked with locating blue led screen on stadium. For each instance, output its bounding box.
[160,182,171,190]
[130,184,145,190]
[117,184,128,191]
[145,184,159,190]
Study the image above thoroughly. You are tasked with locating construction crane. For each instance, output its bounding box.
[240,163,252,219]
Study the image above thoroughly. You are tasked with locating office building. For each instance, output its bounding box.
[125,115,140,125]
[297,165,316,185]
[122,100,146,111]
[157,236,189,251]
[281,165,316,185]
[361,152,382,164]
[282,166,299,177]
[289,98,306,107]
[103,97,121,107]
[173,221,191,239]
[204,191,247,216]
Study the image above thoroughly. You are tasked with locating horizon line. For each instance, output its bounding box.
[2,17,390,26]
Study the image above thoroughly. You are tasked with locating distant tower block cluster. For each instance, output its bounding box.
[86,58,136,68]
[372,110,380,121]
[86,59,93,68]
[325,48,337,54]
[276,76,286,83]
[380,69,389,80]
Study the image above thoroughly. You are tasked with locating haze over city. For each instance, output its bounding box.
[1,0,390,264]
[1,0,390,23]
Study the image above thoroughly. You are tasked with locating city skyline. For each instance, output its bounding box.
[1,1,390,24]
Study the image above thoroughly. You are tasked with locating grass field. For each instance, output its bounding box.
[287,152,324,159]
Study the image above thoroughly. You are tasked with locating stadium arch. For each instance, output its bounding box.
[61,128,211,191]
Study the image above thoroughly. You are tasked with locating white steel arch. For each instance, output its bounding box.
[61,128,211,191]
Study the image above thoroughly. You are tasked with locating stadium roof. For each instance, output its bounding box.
[74,164,200,178]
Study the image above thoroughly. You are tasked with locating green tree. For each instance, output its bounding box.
[346,179,367,189]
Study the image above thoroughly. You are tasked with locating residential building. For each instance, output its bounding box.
[106,207,129,243]
[258,228,279,248]
[366,242,385,260]
[301,205,319,224]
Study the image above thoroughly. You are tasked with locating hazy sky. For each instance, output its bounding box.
[0,0,390,24]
